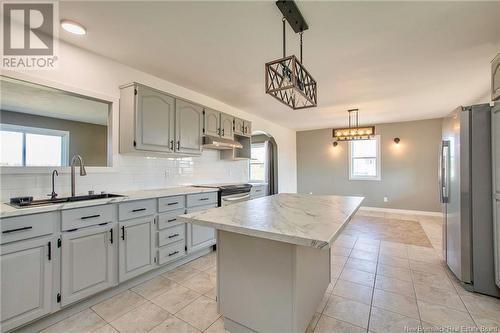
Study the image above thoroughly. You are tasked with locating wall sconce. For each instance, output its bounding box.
[393,137,400,144]
[332,141,338,147]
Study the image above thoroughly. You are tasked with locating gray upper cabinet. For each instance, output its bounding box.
[220,113,234,140]
[175,99,203,155]
[234,118,245,136]
[135,85,175,152]
[61,224,117,306]
[1,236,54,332]
[243,120,252,136]
[119,217,156,283]
[204,108,220,137]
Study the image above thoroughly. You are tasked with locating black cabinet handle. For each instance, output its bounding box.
[199,197,209,201]
[132,208,146,212]
[167,202,178,206]
[81,214,100,220]
[121,226,125,240]
[222,128,225,136]
[168,233,179,239]
[110,229,114,244]
[47,241,52,261]
[2,226,33,234]
[177,141,180,150]
[167,218,177,222]
[168,251,179,257]
[170,139,174,150]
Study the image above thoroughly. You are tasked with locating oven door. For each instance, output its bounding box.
[221,193,251,206]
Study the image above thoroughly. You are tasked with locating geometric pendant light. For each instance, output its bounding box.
[333,109,376,141]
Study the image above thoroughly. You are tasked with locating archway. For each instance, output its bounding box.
[250,130,278,195]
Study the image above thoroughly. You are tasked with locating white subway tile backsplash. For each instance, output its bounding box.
[0,151,249,202]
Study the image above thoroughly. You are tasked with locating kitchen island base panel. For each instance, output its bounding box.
[217,230,330,333]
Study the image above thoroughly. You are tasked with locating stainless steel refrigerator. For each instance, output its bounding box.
[440,104,500,297]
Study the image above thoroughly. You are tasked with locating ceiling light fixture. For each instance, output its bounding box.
[265,0,317,110]
[61,20,87,35]
[333,109,375,141]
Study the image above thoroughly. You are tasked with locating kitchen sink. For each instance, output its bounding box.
[9,193,124,208]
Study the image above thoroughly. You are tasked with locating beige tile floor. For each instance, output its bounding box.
[39,211,500,333]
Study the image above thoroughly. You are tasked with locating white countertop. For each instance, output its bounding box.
[0,186,218,219]
[178,193,363,249]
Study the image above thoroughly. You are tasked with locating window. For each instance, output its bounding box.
[0,124,69,167]
[349,136,381,180]
[250,142,266,182]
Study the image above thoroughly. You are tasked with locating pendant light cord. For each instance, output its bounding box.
[282,17,286,58]
[300,32,303,63]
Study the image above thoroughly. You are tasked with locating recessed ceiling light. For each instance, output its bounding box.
[61,20,86,35]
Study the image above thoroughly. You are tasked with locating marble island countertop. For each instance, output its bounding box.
[178,193,364,249]
[0,186,218,219]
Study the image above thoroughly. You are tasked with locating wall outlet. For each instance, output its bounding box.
[383,197,388,202]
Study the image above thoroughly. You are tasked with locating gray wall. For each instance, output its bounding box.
[0,110,107,166]
[297,118,443,212]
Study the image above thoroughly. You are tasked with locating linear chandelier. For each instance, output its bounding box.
[265,0,317,110]
[333,109,375,141]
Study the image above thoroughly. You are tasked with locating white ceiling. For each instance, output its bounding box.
[59,1,500,130]
[1,77,109,125]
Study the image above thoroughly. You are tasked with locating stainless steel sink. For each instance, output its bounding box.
[9,193,124,208]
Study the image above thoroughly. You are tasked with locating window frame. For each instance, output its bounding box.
[249,142,266,183]
[348,135,381,181]
[0,123,70,167]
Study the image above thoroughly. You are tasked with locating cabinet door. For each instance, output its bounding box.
[204,108,220,137]
[175,99,203,154]
[220,113,234,140]
[135,85,175,152]
[243,120,252,136]
[119,217,156,283]
[234,117,245,136]
[61,225,117,306]
[186,205,217,253]
[1,237,54,332]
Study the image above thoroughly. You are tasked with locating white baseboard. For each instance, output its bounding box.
[359,206,441,217]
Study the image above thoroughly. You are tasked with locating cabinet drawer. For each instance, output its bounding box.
[1,212,57,245]
[158,209,185,229]
[62,205,116,231]
[158,195,185,213]
[186,192,217,208]
[158,241,186,265]
[158,224,185,247]
[119,199,156,221]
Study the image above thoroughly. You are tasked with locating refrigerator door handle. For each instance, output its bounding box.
[441,141,450,203]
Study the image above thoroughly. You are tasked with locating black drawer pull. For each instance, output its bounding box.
[167,218,177,222]
[132,208,146,212]
[167,202,178,206]
[2,226,33,234]
[81,214,100,220]
[168,251,179,257]
[199,197,209,201]
[121,226,125,240]
[47,241,52,261]
[110,228,114,244]
[168,233,179,239]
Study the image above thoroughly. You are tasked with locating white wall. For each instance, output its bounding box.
[0,41,297,201]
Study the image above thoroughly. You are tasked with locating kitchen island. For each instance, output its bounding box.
[178,193,364,333]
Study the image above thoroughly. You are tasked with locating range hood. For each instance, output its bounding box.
[202,135,243,150]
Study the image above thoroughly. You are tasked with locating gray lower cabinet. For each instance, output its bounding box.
[61,224,117,306]
[186,204,217,253]
[175,99,203,155]
[119,217,156,282]
[0,236,55,332]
